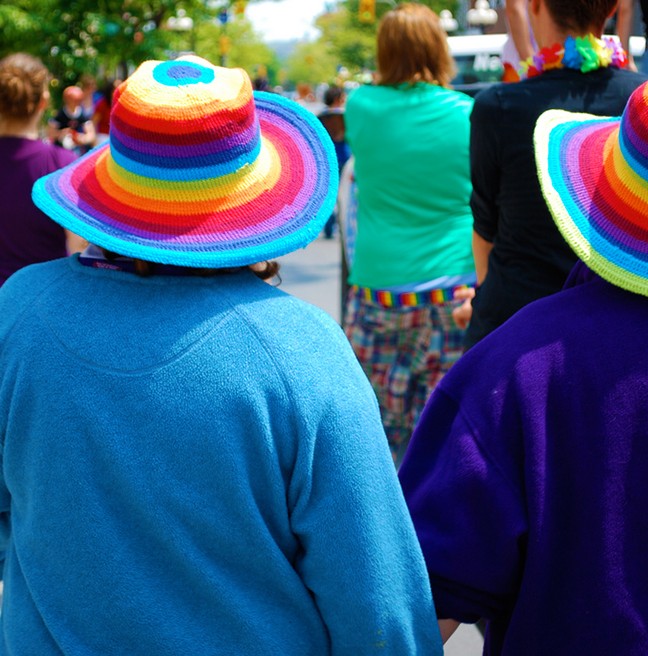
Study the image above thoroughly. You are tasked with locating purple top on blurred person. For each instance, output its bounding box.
[0,138,74,285]
[0,53,77,286]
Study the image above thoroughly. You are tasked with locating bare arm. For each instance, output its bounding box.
[75,120,97,147]
[451,231,493,329]
[616,0,637,71]
[451,286,475,330]
[473,230,494,286]
[506,0,535,61]
[47,120,63,144]
[438,619,461,643]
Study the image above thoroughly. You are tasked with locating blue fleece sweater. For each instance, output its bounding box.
[0,256,441,655]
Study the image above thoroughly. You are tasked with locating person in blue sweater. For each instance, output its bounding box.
[0,56,442,655]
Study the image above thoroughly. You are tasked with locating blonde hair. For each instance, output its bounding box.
[0,53,49,120]
[377,3,455,87]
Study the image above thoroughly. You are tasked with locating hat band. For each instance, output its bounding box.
[110,136,263,182]
[95,142,281,215]
[110,118,260,163]
[103,139,278,202]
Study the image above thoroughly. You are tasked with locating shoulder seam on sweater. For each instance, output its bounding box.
[0,266,69,364]
[435,383,525,500]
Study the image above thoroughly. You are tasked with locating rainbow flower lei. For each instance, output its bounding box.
[518,34,628,80]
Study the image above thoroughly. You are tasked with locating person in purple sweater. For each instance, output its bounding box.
[0,53,85,286]
[399,80,648,654]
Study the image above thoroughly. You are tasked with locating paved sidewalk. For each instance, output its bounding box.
[445,623,483,655]
[277,233,343,323]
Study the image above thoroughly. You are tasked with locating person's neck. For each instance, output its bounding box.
[0,117,40,140]
[536,23,605,50]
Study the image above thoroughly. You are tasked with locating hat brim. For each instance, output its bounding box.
[535,108,648,296]
[33,91,338,267]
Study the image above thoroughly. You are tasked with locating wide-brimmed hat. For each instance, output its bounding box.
[535,82,648,296]
[33,56,338,268]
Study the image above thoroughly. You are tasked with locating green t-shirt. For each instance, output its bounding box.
[345,83,475,288]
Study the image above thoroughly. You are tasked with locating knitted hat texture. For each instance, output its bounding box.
[33,56,338,267]
[535,81,648,295]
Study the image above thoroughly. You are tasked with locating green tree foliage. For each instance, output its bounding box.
[195,19,280,85]
[0,0,280,90]
[315,5,376,74]
[317,0,460,76]
[1,0,182,85]
[0,3,43,54]
[284,39,339,87]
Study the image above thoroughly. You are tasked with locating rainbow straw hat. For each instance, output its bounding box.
[33,56,338,267]
[535,81,648,296]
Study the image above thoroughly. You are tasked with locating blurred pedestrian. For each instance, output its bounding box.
[252,64,269,91]
[47,85,96,154]
[78,73,98,118]
[462,0,647,349]
[0,53,85,286]
[400,79,648,656]
[0,55,442,655]
[295,82,324,114]
[318,84,351,238]
[343,3,476,463]
[92,77,121,145]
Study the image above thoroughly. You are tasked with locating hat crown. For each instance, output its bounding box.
[619,83,648,178]
[108,58,261,182]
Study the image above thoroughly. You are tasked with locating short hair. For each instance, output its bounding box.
[545,0,617,33]
[99,248,281,281]
[324,85,345,107]
[100,77,120,107]
[377,3,455,87]
[63,86,83,103]
[0,53,49,120]
[78,73,96,90]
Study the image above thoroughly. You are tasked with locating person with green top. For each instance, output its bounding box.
[343,2,475,464]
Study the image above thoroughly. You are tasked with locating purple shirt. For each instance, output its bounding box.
[0,137,75,285]
[400,272,648,655]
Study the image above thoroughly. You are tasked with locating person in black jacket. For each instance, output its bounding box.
[457,0,648,349]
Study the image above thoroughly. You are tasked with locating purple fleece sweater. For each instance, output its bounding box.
[400,269,648,655]
[0,137,75,285]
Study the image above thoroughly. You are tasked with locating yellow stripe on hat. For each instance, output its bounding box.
[118,61,250,117]
[95,140,282,214]
[102,137,280,202]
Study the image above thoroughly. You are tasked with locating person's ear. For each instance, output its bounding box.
[529,0,541,19]
[37,88,50,113]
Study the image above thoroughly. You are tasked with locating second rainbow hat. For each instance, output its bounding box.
[33,56,338,267]
[535,81,648,296]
